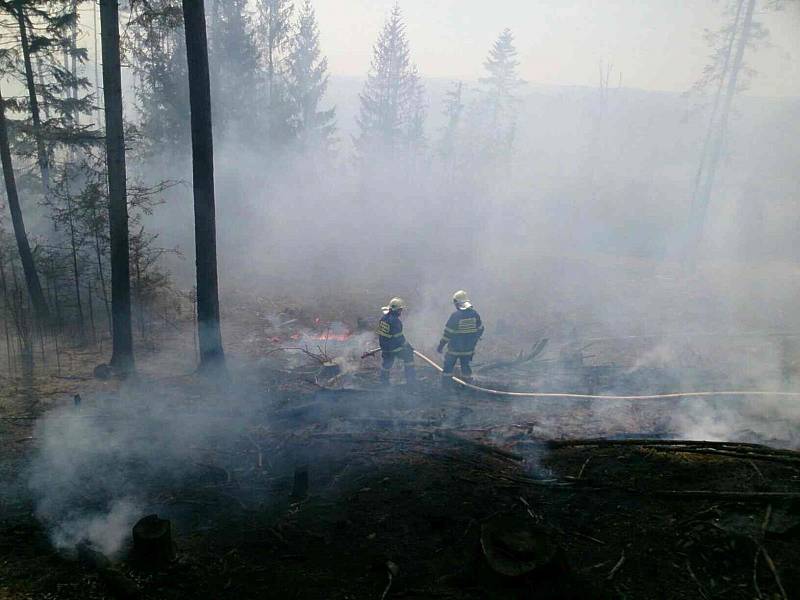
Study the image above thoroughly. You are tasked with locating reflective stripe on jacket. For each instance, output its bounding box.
[377,311,406,353]
[440,307,483,356]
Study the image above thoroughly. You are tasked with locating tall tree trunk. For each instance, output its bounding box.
[93,227,112,335]
[691,0,745,206]
[70,0,79,125]
[182,0,225,367]
[691,0,756,245]
[93,0,102,127]
[66,195,86,343]
[15,0,50,196]
[0,85,50,322]
[99,0,134,372]
[87,278,96,343]
[0,253,15,374]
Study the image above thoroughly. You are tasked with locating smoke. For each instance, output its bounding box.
[26,376,265,556]
[50,499,141,557]
[8,1,800,567]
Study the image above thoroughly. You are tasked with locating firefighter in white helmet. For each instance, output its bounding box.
[376,297,416,386]
[437,290,484,384]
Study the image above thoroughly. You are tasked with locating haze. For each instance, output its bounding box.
[313,0,800,95]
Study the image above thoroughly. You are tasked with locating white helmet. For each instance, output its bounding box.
[452,290,472,309]
[382,297,406,314]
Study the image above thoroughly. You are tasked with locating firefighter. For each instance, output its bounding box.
[437,290,484,384]
[377,297,417,386]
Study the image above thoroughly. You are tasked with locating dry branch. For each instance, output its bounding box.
[547,439,800,460]
[476,338,549,373]
[761,546,788,600]
[607,550,625,581]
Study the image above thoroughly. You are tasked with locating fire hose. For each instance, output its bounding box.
[363,347,800,400]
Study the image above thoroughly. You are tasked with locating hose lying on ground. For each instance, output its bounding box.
[411,350,800,401]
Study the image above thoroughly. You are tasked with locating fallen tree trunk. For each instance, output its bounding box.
[547,438,800,458]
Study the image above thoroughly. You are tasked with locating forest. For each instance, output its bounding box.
[0,1,799,599]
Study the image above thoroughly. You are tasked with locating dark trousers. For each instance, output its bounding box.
[443,353,473,376]
[381,345,416,384]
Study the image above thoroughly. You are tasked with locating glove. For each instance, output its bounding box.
[436,342,445,354]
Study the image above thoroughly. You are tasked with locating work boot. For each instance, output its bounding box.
[380,368,391,386]
[441,374,454,388]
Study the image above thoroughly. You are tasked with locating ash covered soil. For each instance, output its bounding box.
[1,314,800,600]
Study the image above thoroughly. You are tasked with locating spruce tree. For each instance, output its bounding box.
[255,0,293,106]
[355,4,423,161]
[480,28,524,127]
[476,28,524,164]
[207,0,261,137]
[286,0,335,151]
[128,0,190,158]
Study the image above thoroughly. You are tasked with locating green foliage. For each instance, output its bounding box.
[356,4,426,162]
[286,0,335,151]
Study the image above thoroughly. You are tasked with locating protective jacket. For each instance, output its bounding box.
[377,311,407,353]
[439,307,484,356]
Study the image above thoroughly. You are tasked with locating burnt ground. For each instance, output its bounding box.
[1,322,800,599]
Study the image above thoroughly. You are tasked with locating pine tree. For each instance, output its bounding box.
[182,0,225,368]
[286,0,335,150]
[480,28,524,127]
[255,0,293,106]
[476,28,524,164]
[1,0,95,196]
[100,0,134,372]
[355,4,423,160]
[128,0,190,158]
[0,83,50,323]
[688,0,757,249]
[207,0,261,136]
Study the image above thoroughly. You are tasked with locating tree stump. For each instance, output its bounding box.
[291,465,309,499]
[480,514,560,578]
[94,364,113,380]
[320,361,341,379]
[132,514,174,567]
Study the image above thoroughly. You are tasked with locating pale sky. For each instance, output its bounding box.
[313,0,800,96]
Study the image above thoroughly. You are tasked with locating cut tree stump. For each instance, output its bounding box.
[292,465,309,499]
[94,364,113,380]
[132,514,174,567]
[320,361,341,379]
[480,513,561,578]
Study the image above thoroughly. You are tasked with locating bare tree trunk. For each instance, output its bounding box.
[0,254,14,374]
[691,0,756,245]
[93,0,101,127]
[87,279,97,343]
[183,0,225,368]
[49,267,62,374]
[70,0,79,125]
[0,84,50,322]
[9,262,33,371]
[15,0,50,197]
[691,0,745,206]
[66,193,86,343]
[99,0,134,373]
[91,203,112,333]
